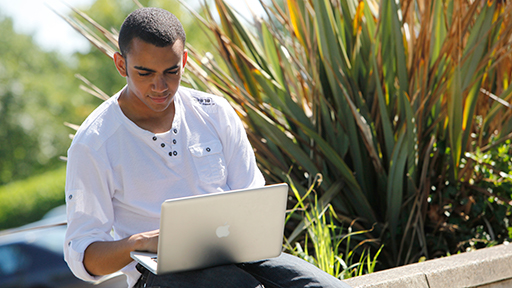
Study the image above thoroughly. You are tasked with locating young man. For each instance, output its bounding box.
[64,7,351,288]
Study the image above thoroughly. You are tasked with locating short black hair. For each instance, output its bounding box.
[118,7,186,56]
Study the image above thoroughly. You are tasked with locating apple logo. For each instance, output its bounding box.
[216,222,230,238]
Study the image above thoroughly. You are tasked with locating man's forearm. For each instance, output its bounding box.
[83,230,159,276]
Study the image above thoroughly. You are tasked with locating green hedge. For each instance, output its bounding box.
[0,166,66,230]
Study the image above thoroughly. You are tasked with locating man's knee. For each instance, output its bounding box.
[239,253,352,288]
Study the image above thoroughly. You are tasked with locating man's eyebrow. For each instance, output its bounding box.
[134,66,155,72]
[133,64,180,73]
[164,64,180,72]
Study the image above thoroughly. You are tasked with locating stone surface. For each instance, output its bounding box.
[476,278,512,288]
[344,243,512,288]
[343,272,429,288]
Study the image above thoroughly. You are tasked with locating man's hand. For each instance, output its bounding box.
[132,229,159,252]
[83,229,159,276]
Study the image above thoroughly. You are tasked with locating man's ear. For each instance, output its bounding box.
[182,50,188,68]
[114,52,128,77]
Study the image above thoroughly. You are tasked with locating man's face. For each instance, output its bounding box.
[114,37,187,115]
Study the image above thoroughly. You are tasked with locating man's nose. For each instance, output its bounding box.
[152,75,168,93]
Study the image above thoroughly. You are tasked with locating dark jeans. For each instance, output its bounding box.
[133,253,352,288]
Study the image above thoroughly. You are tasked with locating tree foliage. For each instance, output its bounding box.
[0,16,88,185]
[0,0,214,186]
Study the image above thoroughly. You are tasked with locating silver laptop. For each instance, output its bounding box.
[130,183,288,274]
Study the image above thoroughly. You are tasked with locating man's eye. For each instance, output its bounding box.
[138,72,151,76]
[167,70,179,75]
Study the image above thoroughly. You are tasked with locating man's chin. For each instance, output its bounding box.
[146,98,174,112]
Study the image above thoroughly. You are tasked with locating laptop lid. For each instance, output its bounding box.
[131,183,289,274]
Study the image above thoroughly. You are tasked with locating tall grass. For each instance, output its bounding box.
[285,175,383,279]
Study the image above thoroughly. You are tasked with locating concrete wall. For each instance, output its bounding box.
[343,243,512,288]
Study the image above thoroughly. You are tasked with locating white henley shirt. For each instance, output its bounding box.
[63,86,265,287]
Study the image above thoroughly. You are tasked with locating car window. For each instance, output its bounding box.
[0,244,29,276]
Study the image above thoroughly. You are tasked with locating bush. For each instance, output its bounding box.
[447,140,512,253]
[0,166,66,230]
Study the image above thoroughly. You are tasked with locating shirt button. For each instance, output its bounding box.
[173,151,178,156]
[206,147,211,152]
[152,136,157,141]
[173,139,177,145]
[68,194,73,200]
[173,129,178,134]
[169,152,173,157]
[161,143,165,148]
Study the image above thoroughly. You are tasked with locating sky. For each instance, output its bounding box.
[0,0,263,57]
[0,0,95,56]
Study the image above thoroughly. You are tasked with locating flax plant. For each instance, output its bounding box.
[179,0,512,267]
[61,0,512,270]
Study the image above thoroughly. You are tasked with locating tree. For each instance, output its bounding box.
[0,16,88,185]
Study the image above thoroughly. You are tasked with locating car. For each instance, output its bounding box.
[0,205,127,288]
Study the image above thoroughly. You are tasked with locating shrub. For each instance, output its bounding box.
[0,166,66,230]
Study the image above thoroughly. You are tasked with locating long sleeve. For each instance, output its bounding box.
[64,142,115,282]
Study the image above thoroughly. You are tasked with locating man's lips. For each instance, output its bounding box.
[149,94,169,103]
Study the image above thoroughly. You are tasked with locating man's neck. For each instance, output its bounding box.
[118,89,176,134]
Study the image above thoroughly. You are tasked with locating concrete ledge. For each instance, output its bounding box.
[344,243,512,288]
